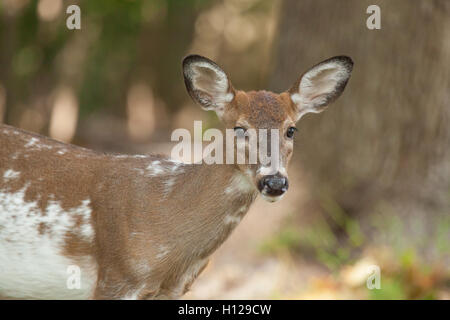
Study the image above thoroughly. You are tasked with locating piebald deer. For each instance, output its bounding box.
[0,55,353,299]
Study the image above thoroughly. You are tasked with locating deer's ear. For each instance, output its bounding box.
[289,56,353,121]
[183,55,235,115]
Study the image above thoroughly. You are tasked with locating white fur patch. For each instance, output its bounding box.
[257,166,287,177]
[146,161,164,176]
[3,169,20,181]
[122,283,147,300]
[114,154,148,160]
[225,172,254,194]
[172,259,207,297]
[24,137,39,148]
[0,187,97,299]
[224,205,248,225]
[156,245,170,260]
[24,137,53,150]
[238,205,248,214]
[163,177,176,195]
[224,215,242,225]
[169,161,182,172]
[145,159,185,177]
[133,259,152,276]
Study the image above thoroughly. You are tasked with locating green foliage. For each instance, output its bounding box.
[261,195,366,271]
[261,198,448,300]
[369,277,407,300]
[435,215,450,256]
[259,226,302,254]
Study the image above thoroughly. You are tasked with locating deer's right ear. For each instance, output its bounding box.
[183,55,235,115]
[288,56,353,121]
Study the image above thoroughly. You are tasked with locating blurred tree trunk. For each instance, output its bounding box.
[270,0,450,216]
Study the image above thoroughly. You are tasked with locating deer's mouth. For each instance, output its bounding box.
[257,174,289,202]
[260,192,286,203]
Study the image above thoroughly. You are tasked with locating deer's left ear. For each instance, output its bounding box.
[289,56,353,121]
[183,55,235,116]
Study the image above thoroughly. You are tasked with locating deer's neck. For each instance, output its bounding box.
[135,160,258,258]
[176,162,258,257]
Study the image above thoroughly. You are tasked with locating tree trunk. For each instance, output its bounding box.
[270,0,450,216]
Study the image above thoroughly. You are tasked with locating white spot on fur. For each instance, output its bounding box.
[170,162,181,172]
[133,168,145,175]
[225,172,254,194]
[172,259,207,297]
[224,215,242,225]
[257,166,286,177]
[145,159,184,177]
[3,169,20,181]
[146,160,164,176]
[122,283,147,300]
[57,149,67,155]
[76,200,95,240]
[24,137,53,150]
[113,154,148,160]
[224,205,248,225]
[163,177,176,195]
[133,260,152,276]
[0,187,97,299]
[156,245,170,260]
[239,205,248,214]
[168,158,183,165]
[24,137,38,148]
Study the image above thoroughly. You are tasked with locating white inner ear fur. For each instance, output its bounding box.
[190,61,234,110]
[291,61,350,120]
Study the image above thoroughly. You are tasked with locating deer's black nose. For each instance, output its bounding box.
[258,174,289,196]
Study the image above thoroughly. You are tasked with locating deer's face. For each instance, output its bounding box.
[222,90,296,202]
[183,55,353,202]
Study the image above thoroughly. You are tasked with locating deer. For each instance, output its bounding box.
[0,54,353,299]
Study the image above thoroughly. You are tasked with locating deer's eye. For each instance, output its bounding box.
[286,127,297,139]
[234,126,247,137]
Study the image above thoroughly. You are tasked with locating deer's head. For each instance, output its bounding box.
[183,55,353,202]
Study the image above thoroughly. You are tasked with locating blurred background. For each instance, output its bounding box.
[0,0,449,299]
